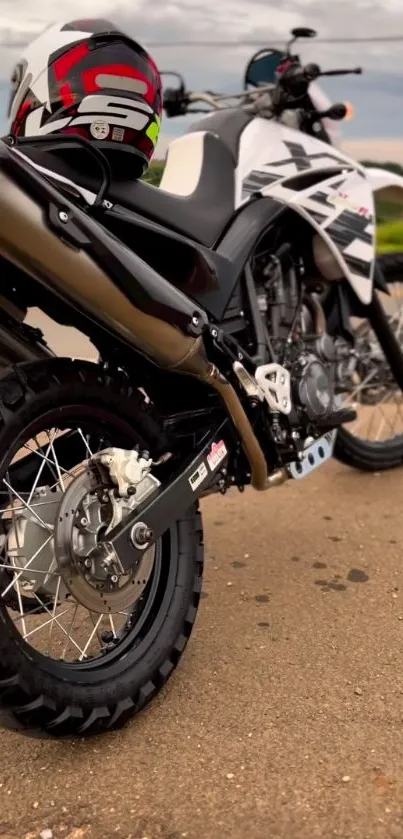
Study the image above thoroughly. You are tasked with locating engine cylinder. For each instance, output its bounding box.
[312,234,344,282]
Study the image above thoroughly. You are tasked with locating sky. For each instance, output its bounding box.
[0,0,403,150]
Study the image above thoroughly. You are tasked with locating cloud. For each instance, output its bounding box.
[0,0,402,144]
[1,0,403,74]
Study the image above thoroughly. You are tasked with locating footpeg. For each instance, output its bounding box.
[288,430,336,480]
[315,407,357,430]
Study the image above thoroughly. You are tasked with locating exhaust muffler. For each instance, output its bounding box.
[0,163,277,490]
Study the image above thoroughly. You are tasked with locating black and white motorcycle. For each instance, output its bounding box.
[162,31,403,471]
[1,45,403,735]
[242,26,403,356]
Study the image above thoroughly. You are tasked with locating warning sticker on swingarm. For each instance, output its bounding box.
[207,440,227,472]
[189,462,208,492]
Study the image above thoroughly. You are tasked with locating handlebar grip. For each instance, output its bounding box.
[321,67,362,77]
[303,63,321,81]
[163,87,189,118]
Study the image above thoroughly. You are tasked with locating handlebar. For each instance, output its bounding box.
[163,82,276,117]
[321,68,362,77]
[163,63,363,119]
[278,62,362,99]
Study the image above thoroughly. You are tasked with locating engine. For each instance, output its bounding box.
[291,334,340,420]
[269,333,342,434]
[253,249,356,433]
[294,353,334,420]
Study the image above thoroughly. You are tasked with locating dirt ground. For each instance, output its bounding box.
[1,314,403,839]
[0,460,403,839]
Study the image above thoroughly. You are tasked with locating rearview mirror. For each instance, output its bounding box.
[290,27,317,40]
[244,48,286,89]
[160,71,186,95]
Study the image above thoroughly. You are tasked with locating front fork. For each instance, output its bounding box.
[365,292,403,393]
[323,271,403,395]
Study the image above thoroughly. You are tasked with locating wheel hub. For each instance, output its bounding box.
[3,448,159,615]
[3,487,68,598]
[54,467,156,614]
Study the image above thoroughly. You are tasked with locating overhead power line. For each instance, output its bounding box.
[4,32,403,51]
[147,34,403,47]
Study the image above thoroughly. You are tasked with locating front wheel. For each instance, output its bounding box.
[335,253,403,471]
[0,359,204,736]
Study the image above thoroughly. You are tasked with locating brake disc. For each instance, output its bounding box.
[54,467,155,614]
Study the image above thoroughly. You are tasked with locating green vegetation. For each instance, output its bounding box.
[377,221,403,254]
[362,160,403,251]
[142,159,165,186]
[376,199,403,225]
[143,158,403,252]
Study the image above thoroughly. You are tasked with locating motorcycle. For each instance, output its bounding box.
[1,46,403,736]
[161,28,403,471]
[243,27,403,206]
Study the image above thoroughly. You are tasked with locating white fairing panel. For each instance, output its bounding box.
[235,119,375,304]
[160,132,206,196]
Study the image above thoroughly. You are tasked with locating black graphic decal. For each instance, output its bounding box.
[309,190,332,207]
[242,170,280,198]
[310,190,374,228]
[330,179,346,190]
[326,210,373,247]
[242,143,355,199]
[325,210,373,278]
[264,144,352,173]
[310,210,328,224]
[343,254,372,279]
[281,142,311,171]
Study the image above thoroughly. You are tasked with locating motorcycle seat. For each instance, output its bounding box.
[187,109,252,161]
[111,112,252,245]
[16,109,253,248]
[109,129,236,246]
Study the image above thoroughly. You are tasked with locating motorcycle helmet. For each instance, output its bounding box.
[7,19,163,179]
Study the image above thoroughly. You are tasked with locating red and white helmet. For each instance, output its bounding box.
[7,19,163,177]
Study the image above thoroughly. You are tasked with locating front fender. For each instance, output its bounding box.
[366,166,403,204]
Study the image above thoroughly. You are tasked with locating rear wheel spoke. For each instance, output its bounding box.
[25,436,55,503]
[1,534,53,599]
[30,589,86,658]
[0,562,58,576]
[80,615,103,661]
[61,603,79,661]
[14,578,27,638]
[78,428,94,459]
[2,478,52,532]
[342,285,403,444]
[47,574,62,655]
[109,614,117,638]
[23,607,72,642]
[0,418,151,667]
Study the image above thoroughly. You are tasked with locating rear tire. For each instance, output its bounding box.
[0,359,204,736]
[377,251,403,281]
[335,254,403,471]
[334,427,403,471]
